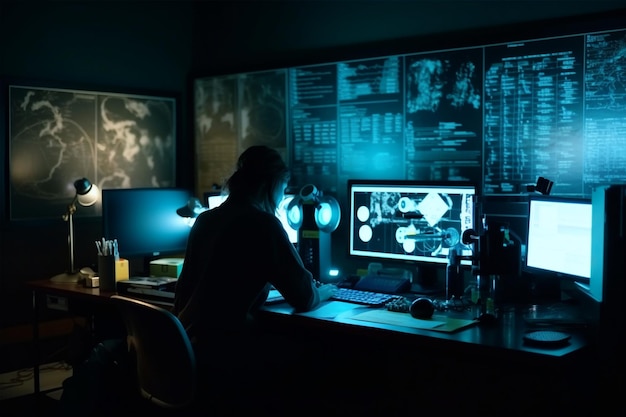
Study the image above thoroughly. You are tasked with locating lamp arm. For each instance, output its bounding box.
[63,197,78,274]
[50,178,97,282]
[62,196,78,221]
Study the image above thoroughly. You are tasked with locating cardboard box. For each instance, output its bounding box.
[150,258,184,278]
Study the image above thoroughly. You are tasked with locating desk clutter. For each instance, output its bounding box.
[81,238,130,290]
[80,259,130,290]
[149,258,184,278]
[114,258,183,302]
[86,237,182,292]
[117,277,178,302]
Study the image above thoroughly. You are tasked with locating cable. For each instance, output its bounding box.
[0,361,71,391]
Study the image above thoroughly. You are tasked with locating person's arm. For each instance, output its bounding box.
[281,276,337,313]
[264,215,336,311]
[315,283,337,304]
[250,282,271,311]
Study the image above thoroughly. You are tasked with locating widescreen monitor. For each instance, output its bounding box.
[348,180,477,265]
[102,188,193,259]
[204,190,299,245]
[524,196,592,284]
[204,191,228,209]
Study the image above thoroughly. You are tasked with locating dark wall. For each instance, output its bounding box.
[2,0,625,326]
[0,1,195,326]
[190,0,626,75]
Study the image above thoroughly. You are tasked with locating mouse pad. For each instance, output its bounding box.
[349,310,477,332]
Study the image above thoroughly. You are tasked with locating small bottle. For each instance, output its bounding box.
[476,274,498,318]
[484,275,498,317]
[473,274,484,316]
[446,248,464,300]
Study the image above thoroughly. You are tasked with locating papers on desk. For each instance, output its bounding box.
[350,310,478,332]
[296,301,365,319]
[265,289,285,304]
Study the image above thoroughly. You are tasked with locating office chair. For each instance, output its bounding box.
[110,295,197,412]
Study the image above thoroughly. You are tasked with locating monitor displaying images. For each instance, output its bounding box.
[349,180,477,265]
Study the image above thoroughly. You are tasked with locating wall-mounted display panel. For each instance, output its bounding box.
[193,71,288,196]
[194,19,626,201]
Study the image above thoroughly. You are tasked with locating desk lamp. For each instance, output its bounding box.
[176,197,208,226]
[286,184,341,282]
[50,178,100,283]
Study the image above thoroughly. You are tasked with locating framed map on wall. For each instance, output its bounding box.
[8,83,177,221]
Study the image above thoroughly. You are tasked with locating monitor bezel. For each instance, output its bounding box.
[523,194,592,285]
[347,179,479,266]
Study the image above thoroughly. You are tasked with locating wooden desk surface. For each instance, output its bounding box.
[26,278,176,310]
[25,279,601,414]
[26,279,594,360]
[26,279,116,301]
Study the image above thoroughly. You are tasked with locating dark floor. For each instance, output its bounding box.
[1,394,60,417]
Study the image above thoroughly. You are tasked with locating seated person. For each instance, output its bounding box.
[172,145,337,402]
[60,146,336,416]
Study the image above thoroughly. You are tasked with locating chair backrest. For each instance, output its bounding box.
[110,295,197,409]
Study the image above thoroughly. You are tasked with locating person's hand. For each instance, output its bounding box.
[317,283,338,302]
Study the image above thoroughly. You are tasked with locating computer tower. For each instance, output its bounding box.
[592,184,625,382]
[297,201,332,282]
[592,185,625,306]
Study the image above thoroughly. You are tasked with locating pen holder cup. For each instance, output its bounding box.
[97,256,129,291]
[97,255,116,291]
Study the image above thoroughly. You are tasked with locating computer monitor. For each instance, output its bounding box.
[348,180,477,266]
[524,195,592,285]
[204,191,228,209]
[102,188,193,259]
[203,190,299,245]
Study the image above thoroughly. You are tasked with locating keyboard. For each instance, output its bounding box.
[331,287,399,307]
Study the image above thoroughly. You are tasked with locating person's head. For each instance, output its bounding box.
[225,145,290,214]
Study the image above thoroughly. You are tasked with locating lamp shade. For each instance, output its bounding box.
[177,197,207,218]
[74,178,99,207]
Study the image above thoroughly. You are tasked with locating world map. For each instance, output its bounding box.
[9,86,176,220]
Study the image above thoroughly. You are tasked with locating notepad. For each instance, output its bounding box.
[350,310,477,332]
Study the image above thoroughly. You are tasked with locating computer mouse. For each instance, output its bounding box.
[410,297,434,319]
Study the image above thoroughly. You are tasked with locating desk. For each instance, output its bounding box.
[260,301,591,359]
[258,300,598,414]
[26,280,116,395]
[26,279,176,395]
[27,279,598,413]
